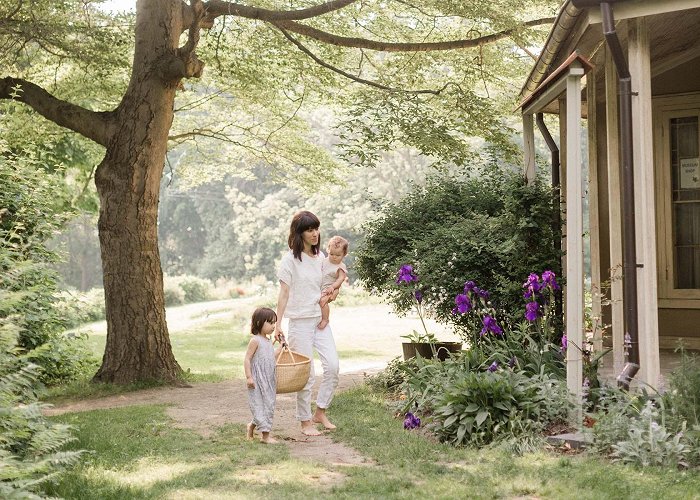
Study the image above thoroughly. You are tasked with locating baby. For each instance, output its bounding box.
[318,236,348,329]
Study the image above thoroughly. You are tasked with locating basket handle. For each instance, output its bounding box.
[277,342,296,364]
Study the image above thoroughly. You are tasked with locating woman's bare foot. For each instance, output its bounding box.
[317,318,329,329]
[312,410,337,430]
[300,421,321,436]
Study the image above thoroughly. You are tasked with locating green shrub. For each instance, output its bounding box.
[431,369,570,447]
[397,347,570,448]
[56,288,107,328]
[28,332,99,386]
[365,356,413,394]
[611,401,689,468]
[179,275,213,303]
[1,144,93,385]
[1,320,85,497]
[164,275,213,304]
[664,348,700,428]
[355,163,561,335]
[163,276,186,306]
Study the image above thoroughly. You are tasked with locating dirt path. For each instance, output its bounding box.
[45,371,375,466]
[50,302,458,467]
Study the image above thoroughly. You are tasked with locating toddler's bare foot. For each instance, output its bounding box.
[261,436,278,444]
[246,422,256,440]
[300,422,321,436]
[317,318,329,329]
[312,412,337,430]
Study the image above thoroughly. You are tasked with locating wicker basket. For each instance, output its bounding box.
[276,344,311,394]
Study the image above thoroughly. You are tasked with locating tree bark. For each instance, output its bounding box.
[93,0,185,384]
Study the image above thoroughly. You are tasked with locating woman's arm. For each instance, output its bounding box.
[243,337,258,389]
[275,281,289,342]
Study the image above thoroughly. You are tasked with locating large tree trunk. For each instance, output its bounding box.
[93,0,185,384]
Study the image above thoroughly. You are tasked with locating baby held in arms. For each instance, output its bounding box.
[318,236,348,329]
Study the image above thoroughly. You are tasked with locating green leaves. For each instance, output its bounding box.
[355,162,562,336]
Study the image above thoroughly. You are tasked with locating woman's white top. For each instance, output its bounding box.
[277,250,323,319]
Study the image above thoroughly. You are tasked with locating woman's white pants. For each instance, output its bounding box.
[287,317,339,421]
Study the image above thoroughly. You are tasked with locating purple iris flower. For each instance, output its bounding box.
[480,315,503,337]
[541,270,560,290]
[414,290,423,303]
[454,293,472,314]
[525,301,540,322]
[561,334,568,352]
[476,287,490,300]
[403,412,421,430]
[523,273,542,299]
[464,280,476,293]
[396,264,418,284]
[487,361,499,372]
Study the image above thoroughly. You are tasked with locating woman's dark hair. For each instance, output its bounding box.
[288,210,320,261]
[251,307,277,335]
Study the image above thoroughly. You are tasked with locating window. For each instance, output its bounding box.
[670,116,700,288]
[654,95,700,305]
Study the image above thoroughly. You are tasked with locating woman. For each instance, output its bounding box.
[275,210,339,436]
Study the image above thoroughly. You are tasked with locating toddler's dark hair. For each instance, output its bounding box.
[251,307,277,335]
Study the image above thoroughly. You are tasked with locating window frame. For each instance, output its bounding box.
[654,93,700,306]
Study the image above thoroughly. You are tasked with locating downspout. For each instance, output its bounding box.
[535,113,564,328]
[573,0,640,388]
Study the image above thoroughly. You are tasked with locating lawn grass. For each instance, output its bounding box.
[48,306,382,403]
[47,387,700,499]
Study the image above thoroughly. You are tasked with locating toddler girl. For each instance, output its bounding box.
[244,307,280,444]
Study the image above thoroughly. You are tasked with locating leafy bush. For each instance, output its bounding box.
[611,401,689,468]
[55,288,106,328]
[178,275,213,303]
[663,348,700,428]
[163,275,213,304]
[1,319,84,497]
[163,277,186,306]
[398,347,570,448]
[365,356,413,395]
[29,332,100,386]
[355,163,561,333]
[431,369,570,447]
[589,387,640,456]
[1,144,94,385]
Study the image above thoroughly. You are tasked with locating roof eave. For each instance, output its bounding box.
[519,1,586,101]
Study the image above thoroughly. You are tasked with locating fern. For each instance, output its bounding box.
[0,322,85,496]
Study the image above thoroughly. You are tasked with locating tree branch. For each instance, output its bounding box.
[0,77,113,147]
[274,17,556,52]
[201,0,358,24]
[278,28,445,94]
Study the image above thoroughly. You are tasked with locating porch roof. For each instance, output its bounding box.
[518,51,593,115]
[520,0,700,107]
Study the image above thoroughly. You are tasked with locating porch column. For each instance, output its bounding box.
[587,70,604,353]
[523,113,536,184]
[628,18,661,389]
[605,48,625,377]
[566,68,584,425]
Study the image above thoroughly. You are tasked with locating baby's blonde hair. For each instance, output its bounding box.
[327,235,349,255]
